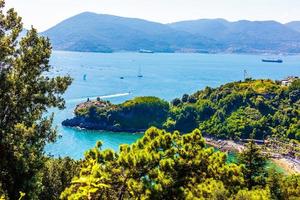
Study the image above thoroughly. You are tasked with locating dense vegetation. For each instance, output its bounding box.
[168,79,300,141]
[61,128,300,200]
[0,1,75,199]
[1,1,299,199]
[63,96,169,131]
[66,79,300,141]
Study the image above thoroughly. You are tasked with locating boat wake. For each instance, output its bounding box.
[66,92,131,103]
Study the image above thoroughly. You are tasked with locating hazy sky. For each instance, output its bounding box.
[5,0,300,31]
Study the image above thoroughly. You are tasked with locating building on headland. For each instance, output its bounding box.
[281,76,299,86]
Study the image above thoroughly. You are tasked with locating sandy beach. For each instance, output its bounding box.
[205,137,300,175]
[271,158,300,175]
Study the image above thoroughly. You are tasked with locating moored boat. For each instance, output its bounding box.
[262,59,283,63]
[139,49,154,53]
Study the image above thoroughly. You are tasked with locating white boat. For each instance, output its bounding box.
[139,49,154,53]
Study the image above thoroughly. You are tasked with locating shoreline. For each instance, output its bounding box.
[271,158,300,175]
[64,125,300,174]
[63,124,300,175]
[204,137,244,153]
[204,137,300,175]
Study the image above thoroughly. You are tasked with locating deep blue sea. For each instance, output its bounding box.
[45,51,300,159]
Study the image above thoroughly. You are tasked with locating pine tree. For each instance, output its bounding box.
[238,140,267,189]
[61,128,244,199]
[0,0,72,198]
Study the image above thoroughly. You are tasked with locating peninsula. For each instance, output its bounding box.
[63,78,300,141]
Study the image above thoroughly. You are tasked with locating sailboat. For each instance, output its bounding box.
[137,66,143,78]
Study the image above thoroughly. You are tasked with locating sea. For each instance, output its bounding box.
[45,51,300,159]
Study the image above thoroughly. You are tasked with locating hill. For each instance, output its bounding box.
[62,96,170,132]
[63,79,300,141]
[42,13,300,53]
[42,12,219,53]
[169,19,300,53]
[286,21,300,32]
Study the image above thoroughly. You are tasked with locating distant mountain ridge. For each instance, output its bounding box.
[286,21,300,33]
[42,12,300,53]
[170,19,300,53]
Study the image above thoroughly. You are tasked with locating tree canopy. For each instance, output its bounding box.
[61,127,244,199]
[0,0,72,198]
[64,79,300,141]
[61,128,300,200]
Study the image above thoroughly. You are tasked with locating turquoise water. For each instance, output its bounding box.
[45,51,300,159]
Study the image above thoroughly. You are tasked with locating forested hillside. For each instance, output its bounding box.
[64,79,300,141]
[168,79,300,140]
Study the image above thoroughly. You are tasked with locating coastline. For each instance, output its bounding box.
[205,137,300,175]
[204,137,244,153]
[271,158,300,175]
[62,116,148,133]
[62,124,300,175]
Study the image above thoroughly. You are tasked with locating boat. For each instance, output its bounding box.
[137,66,143,78]
[262,59,283,63]
[139,49,154,53]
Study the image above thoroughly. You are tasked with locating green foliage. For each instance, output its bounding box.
[173,105,199,133]
[73,96,170,131]
[234,188,271,200]
[174,79,300,141]
[238,141,268,189]
[61,128,244,199]
[171,97,181,106]
[279,175,300,199]
[61,128,300,199]
[38,157,80,200]
[69,79,299,142]
[181,94,189,103]
[0,1,72,199]
[116,96,170,129]
[183,179,229,200]
[3,1,299,199]
[289,79,300,91]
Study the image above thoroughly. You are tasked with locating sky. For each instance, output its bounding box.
[5,0,300,32]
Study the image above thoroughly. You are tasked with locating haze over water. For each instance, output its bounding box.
[45,51,300,159]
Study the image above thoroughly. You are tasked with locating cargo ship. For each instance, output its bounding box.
[262,59,283,63]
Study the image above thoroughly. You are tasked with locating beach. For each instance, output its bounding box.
[205,137,300,175]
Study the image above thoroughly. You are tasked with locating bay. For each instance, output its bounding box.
[45,51,300,159]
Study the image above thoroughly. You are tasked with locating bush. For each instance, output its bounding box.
[171,98,181,106]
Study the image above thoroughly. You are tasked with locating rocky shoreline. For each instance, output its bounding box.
[62,116,146,133]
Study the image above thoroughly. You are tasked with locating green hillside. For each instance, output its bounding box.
[64,79,300,141]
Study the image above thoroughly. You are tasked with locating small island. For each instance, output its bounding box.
[62,96,169,132]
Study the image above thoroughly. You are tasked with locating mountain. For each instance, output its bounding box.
[42,12,220,53]
[286,21,300,32]
[169,19,300,53]
[42,12,300,53]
